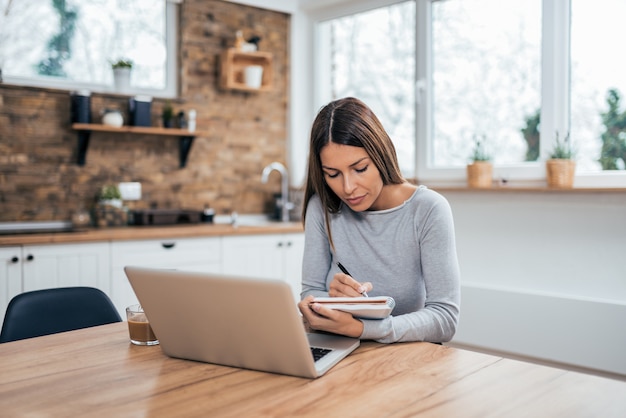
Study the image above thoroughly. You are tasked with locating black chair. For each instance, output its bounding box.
[0,287,122,343]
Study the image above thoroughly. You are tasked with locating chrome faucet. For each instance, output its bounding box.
[261,162,294,222]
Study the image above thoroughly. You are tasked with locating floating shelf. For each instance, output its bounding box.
[71,123,206,168]
[220,49,273,92]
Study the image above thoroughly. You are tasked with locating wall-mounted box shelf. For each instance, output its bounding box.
[71,123,206,168]
[219,49,273,92]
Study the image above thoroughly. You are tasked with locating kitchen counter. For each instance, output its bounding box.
[0,222,304,246]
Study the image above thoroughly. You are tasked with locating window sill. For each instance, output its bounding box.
[429,185,626,193]
[1,78,175,100]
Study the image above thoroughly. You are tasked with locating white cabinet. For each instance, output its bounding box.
[110,237,222,317]
[21,243,111,293]
[0,243,111,324]
[0,246,25,325]
[1,231,303,325]
[222,233,304,303]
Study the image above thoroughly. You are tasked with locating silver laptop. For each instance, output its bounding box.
[124,266,360,378]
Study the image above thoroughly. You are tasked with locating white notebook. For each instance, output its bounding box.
[311,296,395,319]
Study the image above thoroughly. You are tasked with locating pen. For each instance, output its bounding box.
[336,262,368,297]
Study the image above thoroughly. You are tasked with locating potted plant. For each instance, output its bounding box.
[98,184,122,208]
[162,101,174,128]
[546,132,576,188]
[467,135,493,188]
[94,184,128,227]
[111,58,133,92]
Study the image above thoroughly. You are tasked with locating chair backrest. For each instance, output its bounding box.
[0,287,122,343]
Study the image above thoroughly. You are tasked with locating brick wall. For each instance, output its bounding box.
[0,0,290,222]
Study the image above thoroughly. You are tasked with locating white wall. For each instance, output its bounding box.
[439,189,626,376]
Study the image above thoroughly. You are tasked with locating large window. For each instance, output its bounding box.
[0,0,178,97]
[315,0,626,186]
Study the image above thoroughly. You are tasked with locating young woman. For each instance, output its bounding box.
[298,97,460,343]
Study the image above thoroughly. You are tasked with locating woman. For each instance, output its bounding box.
[298,97,460,343]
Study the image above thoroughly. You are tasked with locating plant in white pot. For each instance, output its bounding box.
[98,184,122,208]
[546,132,576,188]
[467,135,493,188]
[111,58,133,92]
[95,184,128,227]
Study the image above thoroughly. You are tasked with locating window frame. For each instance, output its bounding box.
[311,0,626,188]
[1,1,179,99]
[416,0,546,184]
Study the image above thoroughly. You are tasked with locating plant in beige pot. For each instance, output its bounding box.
[546,132,576,188]
[467,135,493,188]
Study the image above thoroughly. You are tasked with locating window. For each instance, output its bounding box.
[316,1,416,177]
[571,0,626,172]
[0,0,178,97]
[315,0,626,187]
[429,0,542,167]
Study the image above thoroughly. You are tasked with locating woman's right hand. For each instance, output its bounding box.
[328,272,372,297]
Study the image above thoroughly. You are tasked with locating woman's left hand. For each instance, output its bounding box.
[298,295,364,338]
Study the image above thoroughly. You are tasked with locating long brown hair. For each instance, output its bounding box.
[302,97,405,247]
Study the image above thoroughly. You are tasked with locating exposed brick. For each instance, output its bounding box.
[0,0,290,222]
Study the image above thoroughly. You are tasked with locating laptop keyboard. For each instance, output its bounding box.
[310,347,332,362]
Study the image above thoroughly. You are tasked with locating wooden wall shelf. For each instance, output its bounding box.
[220,49,273,92]
[71,123,206,168]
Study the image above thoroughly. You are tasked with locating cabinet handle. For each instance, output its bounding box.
[26,254,34,261]
[161,242,176,249]
[277,242,283,248]
[286,241,292,247]
[11,256,19,263]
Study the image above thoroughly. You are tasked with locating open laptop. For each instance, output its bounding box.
[124,266,360,378]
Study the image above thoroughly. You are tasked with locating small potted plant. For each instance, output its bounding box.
[546,131,576,188]
[94,184,128,227]
[98,184,122,208]
[162,101,174,128]
[467,135,493,188]
[111,58,133,92]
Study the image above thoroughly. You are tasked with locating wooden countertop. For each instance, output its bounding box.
[1,322,625,417]
[0,222,304,246]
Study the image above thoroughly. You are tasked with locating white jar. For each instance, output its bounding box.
[102,109,124,127]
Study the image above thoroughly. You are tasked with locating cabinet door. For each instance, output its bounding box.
[21,243,111,294]
[283,233,305,302]
[222,233,304,303]
[110,237,222,317]
[0,246,24,325]
[222,235,283,279]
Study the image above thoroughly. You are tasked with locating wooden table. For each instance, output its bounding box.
[1,323,625,417]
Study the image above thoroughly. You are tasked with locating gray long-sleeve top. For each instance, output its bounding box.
[301,186,461,343]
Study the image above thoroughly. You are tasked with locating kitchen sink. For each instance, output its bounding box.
[213,214,295,227]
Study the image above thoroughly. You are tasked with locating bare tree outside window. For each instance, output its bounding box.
[431,0,542,167]
[0,0,169,94]
[320,1,416,177]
